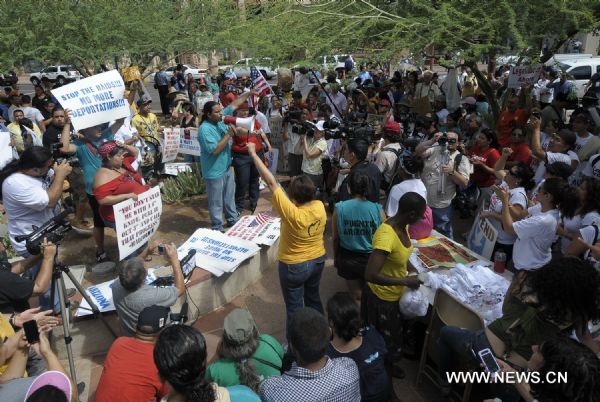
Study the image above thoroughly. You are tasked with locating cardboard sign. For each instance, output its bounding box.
[51,70,130,131]
[179,127,201,156]
[114,187,162,260]
[122,66,141,82]
[226,213,281,246]
[162,128,180,163]
[467,214,498,261]
[176,228,260,277]
[164,162,193,176]
[508,65,543,89]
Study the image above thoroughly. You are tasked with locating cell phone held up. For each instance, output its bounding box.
[478,348,501,374]
[23,320,40,344]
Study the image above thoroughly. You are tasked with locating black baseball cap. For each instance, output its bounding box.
[136,305,170,334]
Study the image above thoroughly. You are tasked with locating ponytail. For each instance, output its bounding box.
[200,101,218,124]
[218,328,261,393]
[542,177,578,219]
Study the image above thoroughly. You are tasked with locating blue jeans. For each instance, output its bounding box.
[205,169,238,231]
[20,252,58,311]
[232,153,260,212]
[432,205,454,239]
[278,255,326,340]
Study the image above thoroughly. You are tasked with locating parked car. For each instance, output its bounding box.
[29,65,82,86]
[316,55,352,72]
[0,71,18,87]
[548,57,600,98]
[148,64,207,82]
[232,58,277,79]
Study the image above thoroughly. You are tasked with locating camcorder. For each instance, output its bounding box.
[322,119,375,143]
[50,143,80,167]
[14,208,73,255]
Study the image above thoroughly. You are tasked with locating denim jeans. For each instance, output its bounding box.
[232,153,260,212]
[20,252,58,311]
[278,255,326,340]
[205,169,238,231]
[432,204,454,239]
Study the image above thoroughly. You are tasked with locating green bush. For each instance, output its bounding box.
[161,164,205,203]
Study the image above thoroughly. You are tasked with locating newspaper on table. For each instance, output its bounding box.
[75,269,158,317]
[176,228,261,277]
[225,213,280,246]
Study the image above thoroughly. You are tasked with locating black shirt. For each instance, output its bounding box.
[0,271,34,314]
[43,124,63,148]
[338,160,382,203]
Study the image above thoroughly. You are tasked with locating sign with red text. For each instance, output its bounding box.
[162,128,180,162]
[179,127,201,156]
[114,186,162,260]
[508,65,543,89]
[51,70,130,131]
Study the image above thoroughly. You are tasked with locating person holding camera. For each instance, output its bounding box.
[59,109,125,263]
[337,139,382,203]
[112,241,184,337]
[415,131,470,239]
[283,106,310,178]
[300,121,328,189]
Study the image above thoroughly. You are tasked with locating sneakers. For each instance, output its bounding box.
[71,219,93,233]
[96,251,110,263]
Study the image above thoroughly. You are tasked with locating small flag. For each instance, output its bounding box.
[250,66,272,97]
[255,212,273,226]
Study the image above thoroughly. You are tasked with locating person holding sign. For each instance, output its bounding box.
[59,109,125,263]
[246,141,326,341]
[93,140,146,228]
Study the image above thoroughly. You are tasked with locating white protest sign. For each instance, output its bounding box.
[507,65,543,89]
[76,269,158,316]
[0,129,14,170]
[226,214,281,246]
[179,127,201,156]
[51,70,130,131]
[114,186,162,260]
[164,162,193,176]
[177,228,260,277]
[162,128,180,163]
[467,214,498,261]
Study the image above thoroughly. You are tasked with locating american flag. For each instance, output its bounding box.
[249,66,272,108]
[255,212,273,225]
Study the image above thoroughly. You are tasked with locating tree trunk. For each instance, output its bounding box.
[466,60,500,122]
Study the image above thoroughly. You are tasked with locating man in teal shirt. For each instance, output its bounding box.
[198,90,257,231]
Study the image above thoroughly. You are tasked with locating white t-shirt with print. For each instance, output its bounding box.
[580,224,600,272]
[583,153,600,180]
[560,211,600,252]
[487,182,528,245]
[512,207,559,271]
[301,138,327,175]
[385,179,427,217]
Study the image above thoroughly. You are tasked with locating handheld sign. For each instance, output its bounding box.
[467,214,498,261]
[507,65,543,89]
[51,70,130,131]
[162,128,180,163]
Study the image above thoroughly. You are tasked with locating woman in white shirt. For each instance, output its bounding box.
[558,178,600,252]
[493,177,578,273]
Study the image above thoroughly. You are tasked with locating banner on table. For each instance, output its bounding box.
[507,65,543,89]
[179,127,201,156]
[76,269,157,316]
[162,128,180,163]
[51,70,130,131]
[467,214,498,261]
[226,213,280,246]
[177,228,260,277]
[164,162,193,176]
[114,186,162,260]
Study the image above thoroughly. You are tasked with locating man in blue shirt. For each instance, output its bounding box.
[60,109,124,262]
[154,67,170,116]
[198,90,257,231]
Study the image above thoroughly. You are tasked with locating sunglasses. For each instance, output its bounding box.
[446,139,457,144]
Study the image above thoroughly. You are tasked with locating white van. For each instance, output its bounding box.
[551,57,600,98]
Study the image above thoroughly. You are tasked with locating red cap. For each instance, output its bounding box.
[379,99,391,106]
[98,141,118,160]
[384,120,401,134]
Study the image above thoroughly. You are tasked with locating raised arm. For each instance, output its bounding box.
[415,133,442,156]
[230,89,259,112]
[494,185,516,235]
[530,115,546,161]
[493,147,513,180]
[60,109,77,154]
[247,142,278,192]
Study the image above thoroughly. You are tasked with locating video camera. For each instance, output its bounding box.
[14,208,73,255]
[322,119,375,143]
[49,143,80,167]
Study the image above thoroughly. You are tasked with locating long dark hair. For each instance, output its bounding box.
[347,171,370,198]
[579,177,600,216]
[0,146,52,199]
[326,292,362,342]
[511,162,535,191]
[154,326,215,402]
[541,177,579,219]
[200,101,218,123]
[218,327,261,392]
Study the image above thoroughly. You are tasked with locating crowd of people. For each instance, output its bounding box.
[0,58,600,402]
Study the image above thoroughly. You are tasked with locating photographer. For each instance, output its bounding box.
[374,120,402,191]
[112,241,184,337]
[337,139,382,203]
[415,131,470,239]
[59,109,125,263]
[283,106,310,178]
[301,121,328,189]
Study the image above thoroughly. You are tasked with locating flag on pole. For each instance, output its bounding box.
[249,66,273,108]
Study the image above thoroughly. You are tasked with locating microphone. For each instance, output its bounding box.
[180,249,197,268]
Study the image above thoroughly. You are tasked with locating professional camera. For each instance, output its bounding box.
[283,109,303,123]
[438,133,448,145]
[14,209,73,255]
[323,119,375,143]
[50,143,80,167]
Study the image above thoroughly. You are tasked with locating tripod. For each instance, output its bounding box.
[49,253,117,398]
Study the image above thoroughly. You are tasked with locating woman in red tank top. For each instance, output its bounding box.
[93,141,148,227]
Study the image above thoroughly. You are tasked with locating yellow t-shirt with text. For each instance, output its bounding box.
[132,112,159,140]
[272,186,326,264]
[368,223,414,301]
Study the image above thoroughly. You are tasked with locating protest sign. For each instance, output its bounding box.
[508,65,543,89]
[267,148,279,175]
[177,228,260,277]
[122,66,141,82]
[164,162,193,176]
[162,128,180,163]
[179,127,201,156]
[0,128,14,170]
[51,70,130,131]
[114,186,162,260]
[467,214,498,261]
[226,213,281,246]
[76,269,157,316]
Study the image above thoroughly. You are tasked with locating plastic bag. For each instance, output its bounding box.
[399,288,429,318]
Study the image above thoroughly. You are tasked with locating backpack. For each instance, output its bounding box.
[381,146,403,192]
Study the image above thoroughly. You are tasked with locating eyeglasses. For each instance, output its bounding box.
[446,139,457,144]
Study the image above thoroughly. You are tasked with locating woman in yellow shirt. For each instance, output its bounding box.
[364,192,425,378]
[246,142,326,341]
